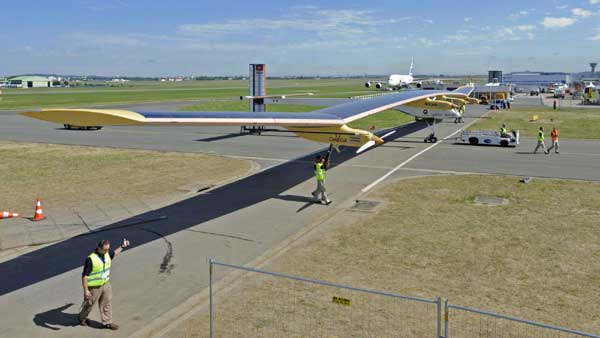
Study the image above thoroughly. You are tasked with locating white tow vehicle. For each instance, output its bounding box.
[460,130,519,147]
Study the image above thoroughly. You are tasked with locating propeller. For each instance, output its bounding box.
[355,129,397,154]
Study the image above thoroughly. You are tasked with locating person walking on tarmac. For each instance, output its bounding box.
[454,105,465,123]
[548,127,560,154]
[79,238,130,330]
[311,149,332,205]
[533,126,549,154]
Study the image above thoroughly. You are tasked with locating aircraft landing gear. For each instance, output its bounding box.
[423,118,440,143]
[424,133,438,143]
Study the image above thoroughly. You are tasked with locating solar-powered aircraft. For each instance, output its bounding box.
[21,86,476,153]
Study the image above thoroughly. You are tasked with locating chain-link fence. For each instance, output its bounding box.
[445,302,600,338]
[209,259,441,338]
[208,259,600,338]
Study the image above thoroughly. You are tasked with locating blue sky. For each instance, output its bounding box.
[1,0,600,76]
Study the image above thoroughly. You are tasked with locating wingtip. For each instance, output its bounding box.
[19,110,41,118]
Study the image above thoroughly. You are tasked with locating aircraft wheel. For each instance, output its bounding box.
[431,136,438,143]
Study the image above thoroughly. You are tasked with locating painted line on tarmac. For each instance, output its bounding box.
[232,154,395,171]
[361,116,482,193]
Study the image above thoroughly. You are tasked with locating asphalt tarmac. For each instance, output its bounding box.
[0,102,599,337]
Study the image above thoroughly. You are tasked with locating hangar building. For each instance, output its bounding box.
[8,76,52,88]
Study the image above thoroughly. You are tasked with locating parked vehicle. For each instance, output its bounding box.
[460,129,519,147]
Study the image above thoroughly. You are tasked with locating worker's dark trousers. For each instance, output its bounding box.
[79,282,112,325]
[548,140,559,153]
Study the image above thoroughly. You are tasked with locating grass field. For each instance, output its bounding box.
[179,100,414,130]
[0,79,376,110]
[178,175,600,337]
[0,141,252,213]
[469,105,600,139]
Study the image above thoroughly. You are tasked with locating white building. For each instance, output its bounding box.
[503,72,570,87]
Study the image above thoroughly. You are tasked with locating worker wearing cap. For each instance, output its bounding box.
[79,238,130,330]
[533,127,549,154]
[311,151,332,205]
[548,127,559,154]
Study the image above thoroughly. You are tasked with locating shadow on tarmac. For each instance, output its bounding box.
[33,303,102,330]
[0,121,427,296]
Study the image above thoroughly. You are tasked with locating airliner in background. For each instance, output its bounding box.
[365,58,423,90]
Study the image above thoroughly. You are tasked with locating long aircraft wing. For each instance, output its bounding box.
[21,88,473,127]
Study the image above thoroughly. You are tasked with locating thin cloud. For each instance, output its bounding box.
[589,27,600,40]
[541,17,577,28]
[515,25,536,31]
[446,34,467,41]
[571,8,593,17]
[178,7,379,38]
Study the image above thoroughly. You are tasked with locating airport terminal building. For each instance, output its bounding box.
[503,72,570,87]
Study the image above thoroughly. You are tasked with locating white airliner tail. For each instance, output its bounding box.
[408,58,414,76]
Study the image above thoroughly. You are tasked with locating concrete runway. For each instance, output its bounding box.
[1,103,599,337]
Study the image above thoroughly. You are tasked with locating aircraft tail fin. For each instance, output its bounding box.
[408,58,414,76]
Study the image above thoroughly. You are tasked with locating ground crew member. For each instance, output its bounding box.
[533,126,549,154]
[500,123,511,138]
[311,151,332,205]
[79,238,130,330]
[548,127,559,154]
[454,105,465,123]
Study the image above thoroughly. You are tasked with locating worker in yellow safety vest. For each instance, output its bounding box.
[500,124,510,138]
[533,126,549,154]
[311,151,332,205]
[79,238,130,330]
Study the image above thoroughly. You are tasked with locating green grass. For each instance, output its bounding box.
[179,100,413,130]
[179,175,600,338]
[469,106,600,139]
[0,79,376,111]
[0,141,251,212]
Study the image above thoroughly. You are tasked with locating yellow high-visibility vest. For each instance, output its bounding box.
[537,130,544,142]
[314,162,325,181]
[87,252,111,287]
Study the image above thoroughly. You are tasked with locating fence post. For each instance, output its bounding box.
[444,299,449,338]
[437,297,442,338]
[209,258,214,338]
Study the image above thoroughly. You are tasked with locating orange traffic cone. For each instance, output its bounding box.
[0,211,19,219]
[32,198,46,221]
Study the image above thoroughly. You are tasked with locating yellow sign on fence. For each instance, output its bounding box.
[332,296,351,306]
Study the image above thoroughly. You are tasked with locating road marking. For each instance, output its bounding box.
[232,154,395,170]
[361,143,440,192]
[361,115,483,193]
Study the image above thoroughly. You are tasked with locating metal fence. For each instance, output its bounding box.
[445,302,600,338]
[209,259,441,338]
[208,259,600,338]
